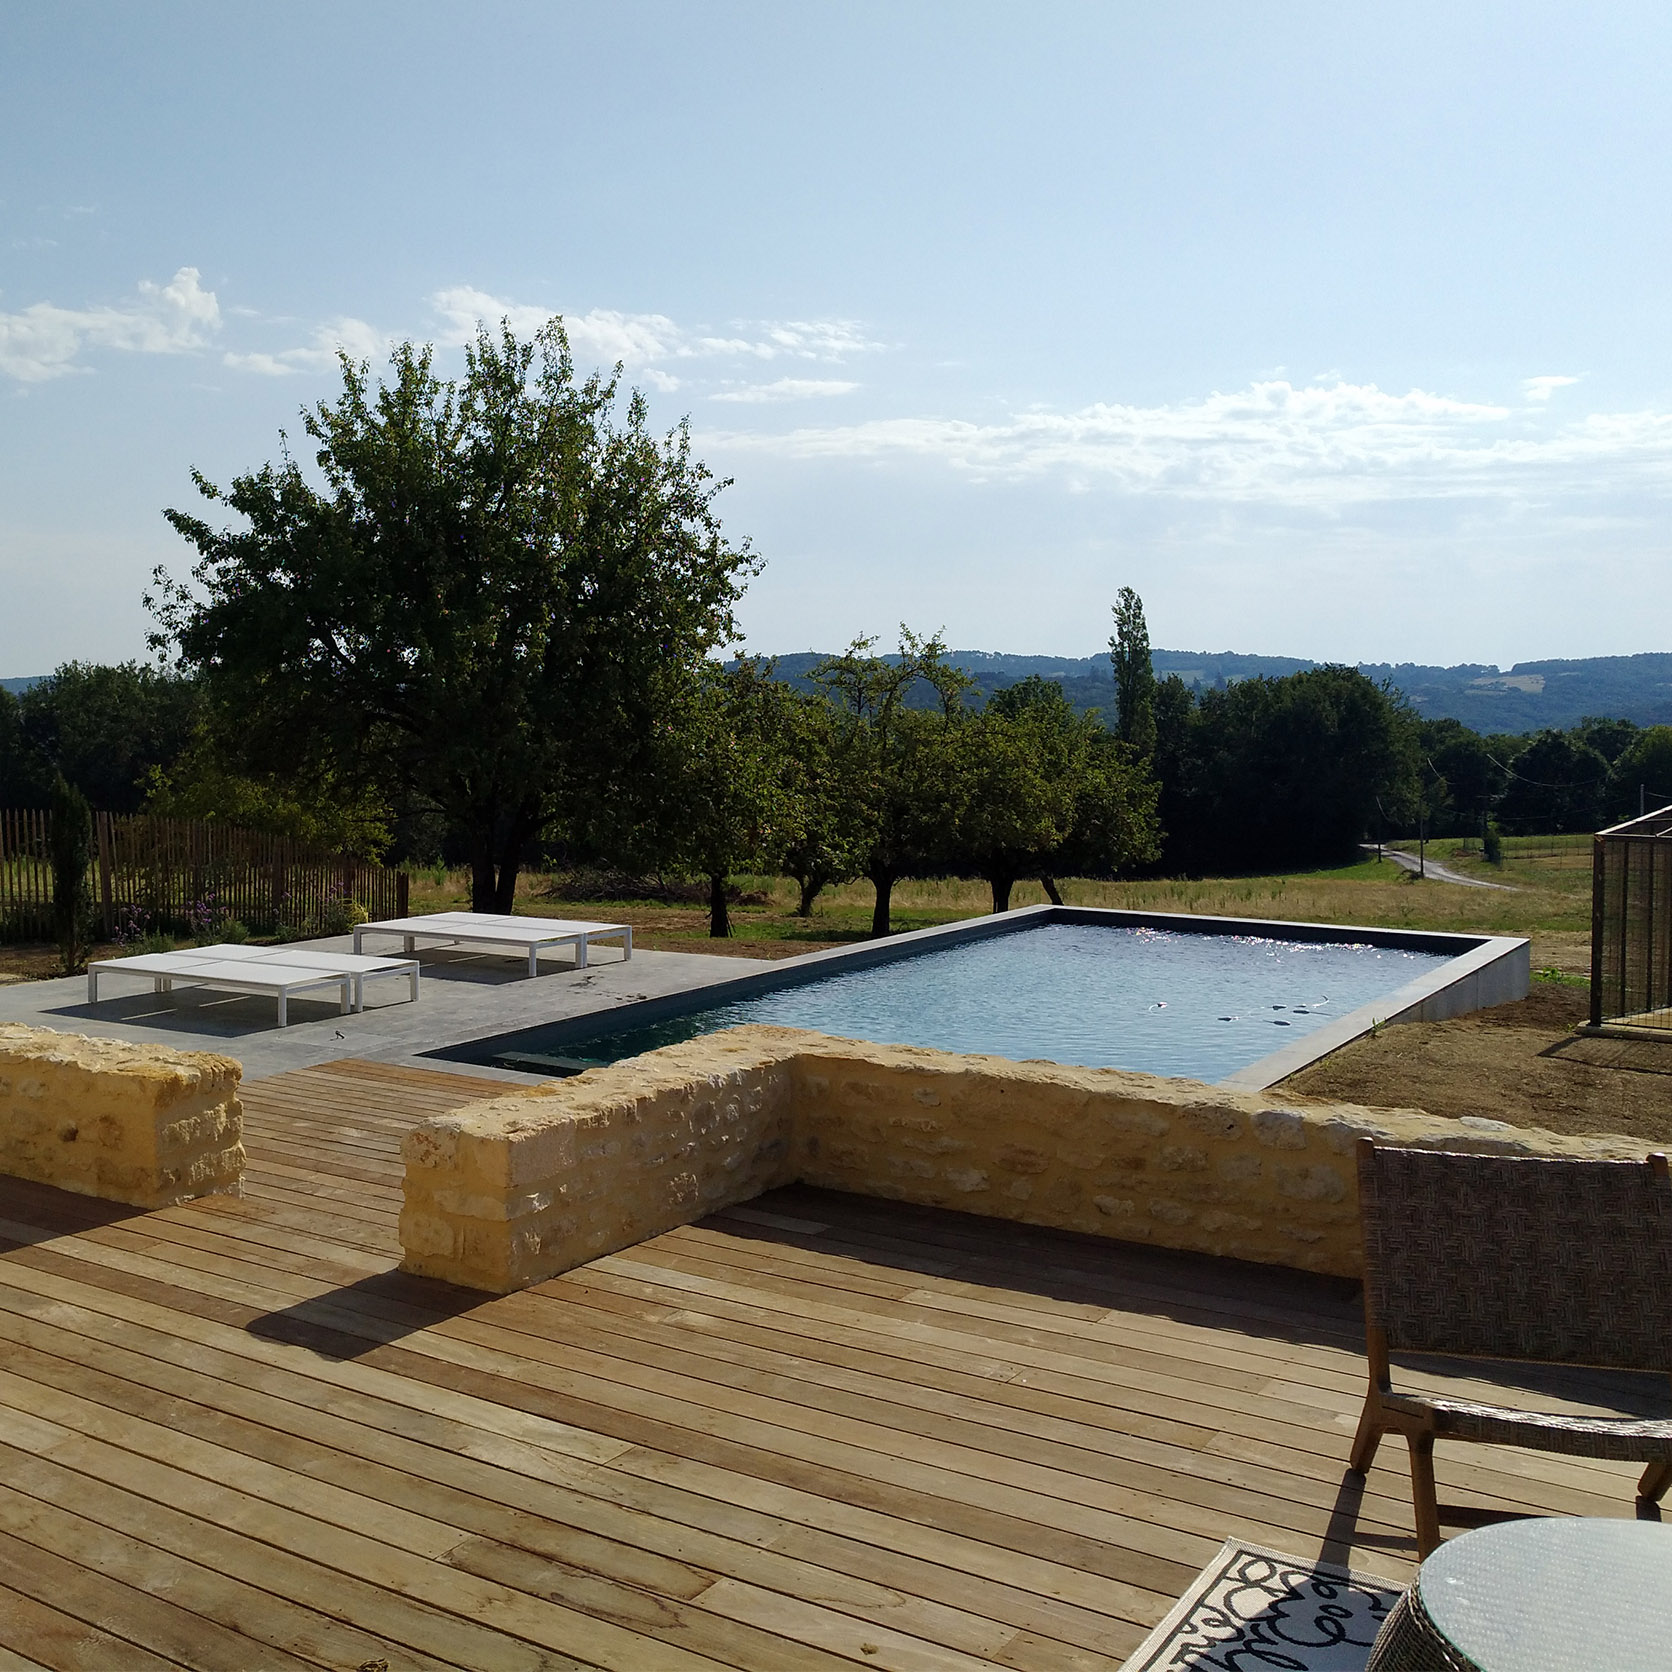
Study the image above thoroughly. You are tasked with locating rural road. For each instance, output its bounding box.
[1360,844,1517,890]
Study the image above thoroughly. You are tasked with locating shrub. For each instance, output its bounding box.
[1483,822,1503,866]
[322,893,369,937]
[49,775,95,975]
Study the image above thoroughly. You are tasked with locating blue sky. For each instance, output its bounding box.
[4,1,1672,674]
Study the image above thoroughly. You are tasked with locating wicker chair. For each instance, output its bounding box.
[1349,1138,1672,1557]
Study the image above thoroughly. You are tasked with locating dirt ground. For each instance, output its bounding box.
[1284,979,1672,1147]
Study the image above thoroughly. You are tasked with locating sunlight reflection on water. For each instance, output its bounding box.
[545,922,1450,1080]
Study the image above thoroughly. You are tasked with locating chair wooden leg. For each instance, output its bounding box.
[1636,1461,1672,1518]
[1348,1397,1384,1476]
[1407,1432,1442,1558]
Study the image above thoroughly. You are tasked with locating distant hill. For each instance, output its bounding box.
[0,677,47,695]
[762,649,1672,734]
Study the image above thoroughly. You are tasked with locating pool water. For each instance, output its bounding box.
[511,922,1452,1081]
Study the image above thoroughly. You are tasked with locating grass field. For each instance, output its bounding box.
[394,835,1596,973]
[0,835,1595,981]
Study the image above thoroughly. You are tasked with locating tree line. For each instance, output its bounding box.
[4,320,1667,938]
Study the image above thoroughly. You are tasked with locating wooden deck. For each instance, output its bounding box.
[0,1058,1653,1670]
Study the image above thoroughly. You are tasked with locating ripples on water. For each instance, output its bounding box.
[550,923,1452,1081]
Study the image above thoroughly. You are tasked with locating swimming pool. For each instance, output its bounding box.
[471,916,1468,1083]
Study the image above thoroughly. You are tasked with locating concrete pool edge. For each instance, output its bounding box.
[1221,930,1530,1090]
[427,903,1530,1088]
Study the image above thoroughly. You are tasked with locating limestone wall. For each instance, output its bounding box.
[401,1029,798,1292]
[0,1024,244,1209]
[401,1024,1647,1292]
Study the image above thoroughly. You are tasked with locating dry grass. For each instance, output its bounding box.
[0,836,1594,979]
[391,840,1594,971]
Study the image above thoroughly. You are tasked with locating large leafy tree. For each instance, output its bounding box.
[4,662,198,813]
[1609,726,1672,822]
[1184,666,1417,870]
[1496,729,1610,834]
[152,322,757,910]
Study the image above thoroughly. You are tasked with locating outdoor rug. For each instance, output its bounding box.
[1120,1538,1405,1671]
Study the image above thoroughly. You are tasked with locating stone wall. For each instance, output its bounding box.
[401,1024,1648,1293]
[0,1024,244,1209]
[401,1029,796,1292]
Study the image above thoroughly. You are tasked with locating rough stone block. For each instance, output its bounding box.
[0,1024,243,1209]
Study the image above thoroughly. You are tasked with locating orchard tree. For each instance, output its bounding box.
[665,657,793,937]
[775,691,868,916]
[151,321,757,911]
[812,632,971,936]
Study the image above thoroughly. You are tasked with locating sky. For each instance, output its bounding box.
[4,1,1672,675]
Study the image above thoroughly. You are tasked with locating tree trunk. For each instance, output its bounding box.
[869,870,894,938]
[470,838,499,913]
[989,874,1015,913]
[796,874,824,917]
[470,812,530,913]
[708,873,731,938]
[1040,875,1064,906]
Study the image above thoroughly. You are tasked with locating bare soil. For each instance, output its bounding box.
[1283,980,1672,1147]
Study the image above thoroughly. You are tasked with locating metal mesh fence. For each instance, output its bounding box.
[1591,805,1672,1029]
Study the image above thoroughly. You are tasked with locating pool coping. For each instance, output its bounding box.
[429,904,1530,1092]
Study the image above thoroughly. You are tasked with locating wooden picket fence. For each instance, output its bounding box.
[0,808,408,943]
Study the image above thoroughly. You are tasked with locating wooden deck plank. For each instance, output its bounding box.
[0,1055,1654,1667]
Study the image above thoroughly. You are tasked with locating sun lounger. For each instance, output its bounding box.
[186,945,422,1010]
[87,952,354,1028]
[85,945,420,1026]
[352,911,632,976]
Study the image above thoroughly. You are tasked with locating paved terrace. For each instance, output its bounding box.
[0,1056,1653,1670]
[0,938,770,1083]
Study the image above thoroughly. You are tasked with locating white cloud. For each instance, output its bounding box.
[708,377,1672,507]
[710,378,861,403]
[1523,374,1581,402]
[429,285,882,371]
[0,267,220,381]
[223,315,388,377]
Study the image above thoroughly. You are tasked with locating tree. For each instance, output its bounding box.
[1418,718,1505,839]
[811,632,971,936]
[1575,715,1639,765]
[965,676,1160,909]
[143,740,394,857]
[956,706,1078,912]
[1496,730,1609,834]
[0,686,25,809]
[1109,586,1157,755]
[8,662,198,813]
[50,774,95,974]
[663,658,793,937]
[1186,667,1417,871]
[774,692,868,916]
[1606,726,1672,823]
[152,321,756,912]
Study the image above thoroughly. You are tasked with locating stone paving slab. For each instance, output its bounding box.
[0,935,771,1082]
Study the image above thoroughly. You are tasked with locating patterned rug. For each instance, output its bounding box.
[1121,1538,1405,1671]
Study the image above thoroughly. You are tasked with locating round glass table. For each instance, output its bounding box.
[1366,1518,1672,1671]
